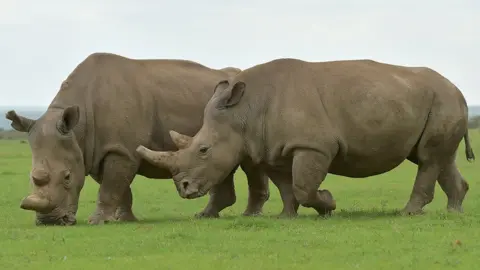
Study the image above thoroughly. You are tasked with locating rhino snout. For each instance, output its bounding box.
[179,179,200,199]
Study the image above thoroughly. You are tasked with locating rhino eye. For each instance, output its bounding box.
[199,146,209,154]
[64,171,71,180]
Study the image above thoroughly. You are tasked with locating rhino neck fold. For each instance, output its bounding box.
[238,92,268,165]
[81,89,95,175]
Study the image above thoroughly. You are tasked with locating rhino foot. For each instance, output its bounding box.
[399,206,425,216]
[316,209,334,217]
[242,209,263,217]
[115,211,138,222]
[447,205,464,213]
[194,211,220,219]
[87,213,117,225]
[311,190,336,217]
[276,211,298,219]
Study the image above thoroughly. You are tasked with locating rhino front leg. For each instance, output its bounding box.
[114,186,138,222]
[195,170,236,218]
[195,160,270,218]
[291,150,337,216]
[88,154,137,225]
[240,159,270,216]
[268,171,299,218]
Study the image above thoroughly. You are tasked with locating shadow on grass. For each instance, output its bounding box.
[15,215,198,228]
[333,208,402,219]
[73,208,406,226]
[137,208,405,223]
[21,208,427,228]
[134,215,198,224]
[70,215,198,227]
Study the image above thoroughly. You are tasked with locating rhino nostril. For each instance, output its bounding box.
[182,181,189,190]
[31,169,50,186]
[32,176,49,186]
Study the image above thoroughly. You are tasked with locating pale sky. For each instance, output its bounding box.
[1,0,479,107]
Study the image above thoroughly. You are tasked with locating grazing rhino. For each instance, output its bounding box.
[136,58,475,218]
[5,52,270,225]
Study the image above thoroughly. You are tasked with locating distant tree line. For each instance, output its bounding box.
[469,116,480,129]
[0,129,28,140]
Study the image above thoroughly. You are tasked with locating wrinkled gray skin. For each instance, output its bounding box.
[5,53,270,226]
[136,58,475,218]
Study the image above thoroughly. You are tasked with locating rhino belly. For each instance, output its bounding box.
[329,152,410,178]
[328,128,421,178]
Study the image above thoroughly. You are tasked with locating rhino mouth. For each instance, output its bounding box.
[171,172,211,199]
[35,211,77,226]
[184,189,207,199]
[193,182,214,199]
[177,179,208,199]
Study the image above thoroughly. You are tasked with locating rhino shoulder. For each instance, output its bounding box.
[408,66,435,74]
[60,53,126,83]
[82,52,131,65]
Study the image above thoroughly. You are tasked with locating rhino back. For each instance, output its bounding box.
[50,53,228,177]
[236,58,466,176]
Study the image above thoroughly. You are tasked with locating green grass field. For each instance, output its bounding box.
[0,131,479,270]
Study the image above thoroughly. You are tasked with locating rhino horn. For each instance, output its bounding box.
[136,145,177,169]
[169,130,192,150]
[20,194,51,213]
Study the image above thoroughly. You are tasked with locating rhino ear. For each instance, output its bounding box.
[5,110,35,132]
[216,81,245,109]
[213,80,229,94]
[58,106,80,134]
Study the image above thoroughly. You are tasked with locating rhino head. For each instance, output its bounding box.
[136,80,247,199]
[5,106,85,226]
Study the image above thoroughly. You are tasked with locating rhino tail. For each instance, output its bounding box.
[464,129,475,163]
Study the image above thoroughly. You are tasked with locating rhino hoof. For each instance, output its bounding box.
[242,210,263,217]
[399,207,425,216]
[447,206,464,214]
[316,209,334,218]
[87,219,104,225]
[87,214,116,225]
[194,212,220,219]
[115,213,138,222]
[276,211,298,219]
[447,203,464,213]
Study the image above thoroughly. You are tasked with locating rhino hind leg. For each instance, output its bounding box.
[88,154,138,225]
[195,170,237,219]
[406,156,468,214]
[437,163,469,213]
[291,150,337,216]
[239,160,270,217]
[401,106,468,215]
[114,186,138,222]
[401,162,440,215]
